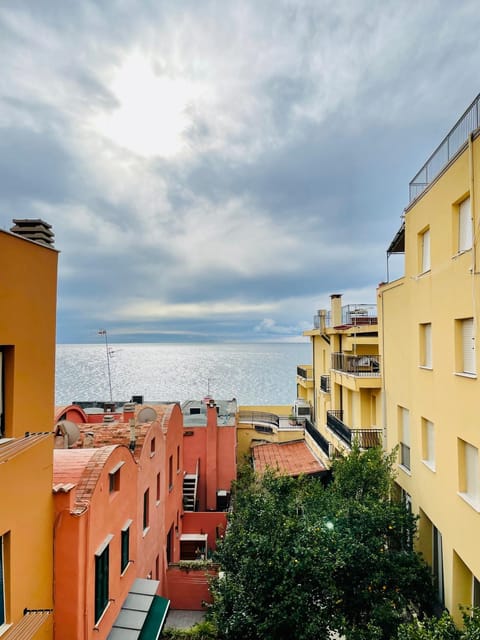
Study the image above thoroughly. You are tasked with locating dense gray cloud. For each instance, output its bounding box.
[1,1,480,342]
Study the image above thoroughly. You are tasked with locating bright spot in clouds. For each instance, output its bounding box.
[93,53,198,158]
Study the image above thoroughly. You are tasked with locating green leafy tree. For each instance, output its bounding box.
[397,608,480,640]
[209,446,434,640]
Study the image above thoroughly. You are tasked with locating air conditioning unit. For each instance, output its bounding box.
[292,398,311,420]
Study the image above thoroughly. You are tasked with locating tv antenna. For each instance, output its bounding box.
[98,329,114,402]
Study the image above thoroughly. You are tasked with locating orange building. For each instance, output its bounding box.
[0,221,58,638]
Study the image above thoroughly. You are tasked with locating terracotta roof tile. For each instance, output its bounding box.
[253,440,325,477]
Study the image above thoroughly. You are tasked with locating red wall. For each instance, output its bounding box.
[166,567,218,610]
[181,512,227,553]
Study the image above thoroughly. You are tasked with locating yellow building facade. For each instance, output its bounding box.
[0,223,58,638]
[303,294,382,465]
[379,96,480,620]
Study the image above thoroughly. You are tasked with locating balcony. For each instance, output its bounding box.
[320,375,331,393]
[326,410,382,449]
[331,353,381,377]
[297,365,313,389]
[238,411,280,428]
[305,419,331,458]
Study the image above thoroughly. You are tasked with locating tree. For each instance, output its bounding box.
[208,446,434,640]
[396,608,480,640]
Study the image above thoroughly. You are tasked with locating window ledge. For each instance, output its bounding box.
[156,499,160,507]
[150,452,156,458]
[94,601,112,629]
[419,365,433,371]
[120,561,133,577]
[457,492,480,512]
[417,269,431,277]
[399,464,411,476]
[452,248,472,259]
[142,526,150,538]
[454,372,477,379]
[0,624,12,637]
[421,460,436,473]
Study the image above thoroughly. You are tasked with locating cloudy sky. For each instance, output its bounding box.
[1,1,479,343]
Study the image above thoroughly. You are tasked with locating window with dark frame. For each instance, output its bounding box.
[156,472,161,502]
[168,455,173,491]
[121,524,130,573]
[0,535,5,625]
[95,543,109,623]
[143,489,150,530]
[176,445,180,472]
[150,437,156,456]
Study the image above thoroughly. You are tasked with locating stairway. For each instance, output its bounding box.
[183,473,198,511]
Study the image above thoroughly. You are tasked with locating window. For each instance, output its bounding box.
[419,227,430,273]
[459,439,480,508]
[150,438,156,456]
[109,462,123,493]
[0,535,6,625]
[419,323,432,368]
[433,525,444,607]
[156,472,161,503]
[458,196,472,252]
[399,407,410,471]
[421,418,435,470]
[95,537,111,623]
[474,576,480,608]
[143,489,150,531]
[168,455,173,491]
[121,521,131,574]
[456,317,476,375]
[176,445,180,472]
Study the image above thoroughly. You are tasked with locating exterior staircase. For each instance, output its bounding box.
[183,460,199,511]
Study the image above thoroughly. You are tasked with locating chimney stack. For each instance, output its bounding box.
[10,219,55,247]
[330,294,343,327]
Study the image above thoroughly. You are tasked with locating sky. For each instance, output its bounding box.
[1,1,480,343]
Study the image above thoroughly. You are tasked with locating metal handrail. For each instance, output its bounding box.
[320,375,331,392]
[326,411,382,449]
[304,419,331,458]
[409,93,480,202]
[331,353,381,376]
[237,411,280,428]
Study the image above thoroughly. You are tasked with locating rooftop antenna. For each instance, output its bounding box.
[98,329,114,402]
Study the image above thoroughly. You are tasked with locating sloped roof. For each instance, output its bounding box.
[253,440,325,477]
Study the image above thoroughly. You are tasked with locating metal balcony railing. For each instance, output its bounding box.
[326,410,382,449]
[331,353,381,376]
[238,411,279,428]
[320,375,331,393]
[305,419,331,458]
[297,365,313,380]
[341,304,377,326]
[409,93,480,202]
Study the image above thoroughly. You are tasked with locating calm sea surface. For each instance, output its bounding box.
[55,342,311,406]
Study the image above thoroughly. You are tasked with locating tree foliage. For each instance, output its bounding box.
[396,608,480,640]
[208,445,434,640]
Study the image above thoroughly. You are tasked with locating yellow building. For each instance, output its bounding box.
[0,220,58,638]
[378,94,480,620]
[303,294,382,465]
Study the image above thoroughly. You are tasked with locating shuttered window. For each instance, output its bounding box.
[462,318,476,374]
[400,407,410,470]
[422,419,435,468]
[465,442,479,503]
[459,197,472,252]
[421,228,430,272]
[95,535,112,623]
[420,323,432,368]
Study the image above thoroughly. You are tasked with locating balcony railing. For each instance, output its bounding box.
[331,353,381,376]
[409,93,480,202]
[238,411,280,428]
[297,365,313,380]
[305,419,331,458]
[313,304,377,329]
[326,410,382,449]
[320,375,331,393]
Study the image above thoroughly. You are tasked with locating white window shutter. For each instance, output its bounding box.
[422,229,431,272]
[424,323,432,367]
[462,318,476,374]
[459,197,472,252]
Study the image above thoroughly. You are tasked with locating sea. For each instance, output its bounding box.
[55,342,312,407]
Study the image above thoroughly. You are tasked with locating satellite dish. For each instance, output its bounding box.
[137,406,157,423]
[55,420,81,447]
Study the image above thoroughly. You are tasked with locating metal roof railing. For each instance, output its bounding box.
[409,93,480,202]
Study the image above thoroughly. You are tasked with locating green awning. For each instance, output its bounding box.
[138,596,170,640]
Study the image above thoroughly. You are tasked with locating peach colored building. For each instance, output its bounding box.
[53,445,139,640]
[0,221,58,639]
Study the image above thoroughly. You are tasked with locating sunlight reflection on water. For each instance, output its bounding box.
[55,342,311,406]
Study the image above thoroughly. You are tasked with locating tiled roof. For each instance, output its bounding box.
[253,440,325,477]
[53,446,119,513]
[65,404,174,459]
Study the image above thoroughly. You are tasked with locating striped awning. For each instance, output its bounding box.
[107,579,170,640]
[3,610,52,640]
